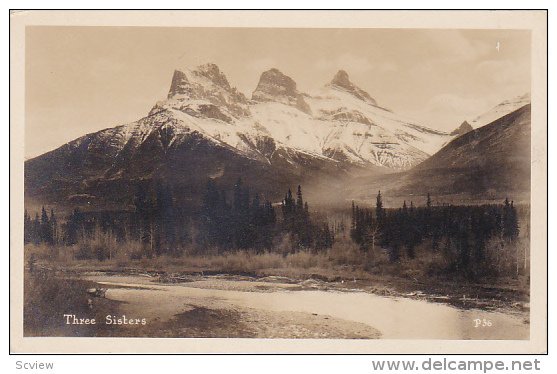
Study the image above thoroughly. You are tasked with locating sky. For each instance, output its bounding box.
[25,26,531,159]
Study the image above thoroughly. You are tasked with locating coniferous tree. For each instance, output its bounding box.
[502,198,519,242]
[40,206,53,245]
[423,193,434,244]
[231,178,251,249]
[375,190,385,226]
[509,201,519,241]
[64,208,83,245]
[348,196,521,278]
[315,223,334,250]
[154,182,177,256]
[199,178,280,251]
[133,182,157,257]
[295,187,312,248]
[24,210,32,244]
[281,188,295,234]
[200,179,223,249]
[50,209,58,245]
[32,213,41,244]
[280,185,317,250]
[350,205,359,243]
[233,177,243,212]
[351,201,356,232]
[400,201,416,258]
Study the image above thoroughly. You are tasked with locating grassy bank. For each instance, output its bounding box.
[24,234,530,311]
[24,268,122,336]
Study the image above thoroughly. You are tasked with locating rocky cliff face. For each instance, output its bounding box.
[153,63,251,121]
[252,68,312,114]
[329,70,377,106]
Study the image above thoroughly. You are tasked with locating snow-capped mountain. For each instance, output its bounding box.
[146,63,453,170]
[469,93,531,129]
[25,63,460,207]
[346,101,532,205]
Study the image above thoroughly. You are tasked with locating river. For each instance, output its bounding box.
[86,274,528,340]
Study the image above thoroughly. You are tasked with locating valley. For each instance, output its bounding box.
[22,63,533,340]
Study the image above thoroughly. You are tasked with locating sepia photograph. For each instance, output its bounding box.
[9,10,548,354]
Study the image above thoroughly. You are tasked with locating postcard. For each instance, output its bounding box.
[9,10,547,353]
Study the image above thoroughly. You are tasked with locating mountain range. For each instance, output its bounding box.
[348,103,531,205]
[24,63,531,209]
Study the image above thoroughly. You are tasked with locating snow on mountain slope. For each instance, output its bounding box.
[34,64,460,173]
[249,92,432,169]
[305,83,451,167]
[27,62,535,209]
[104,67,528,172]
[249,102,329,155]
[469,93,531,129]
[247,68,453,169]
[142,64,455,170]
[150,63,251,122]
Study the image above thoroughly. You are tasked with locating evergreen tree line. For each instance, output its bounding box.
[25,179,335,258]
[63,208,143,247]
[25,181,190,259]
[351,192,520,278]
[24,207,57,245]
[280,185,333,251]
[132,181,189,257]
[199,178,276,251]
[200,179,334,252]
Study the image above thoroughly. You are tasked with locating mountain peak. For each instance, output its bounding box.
[450,120,473,136]
[160,64,249,120]
[253,69,298,100]
[329,70,377,106]
[252,69,311,114]
[168,69,190,98]
[197,62,220,73]
[192,63,231,90]
[168,63,232,98]
[331,70,351,88]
